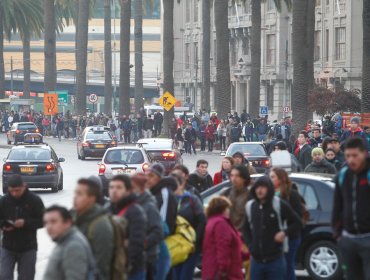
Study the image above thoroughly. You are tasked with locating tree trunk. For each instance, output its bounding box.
[119,0,131,116]
[305,0,315,120]
[134,0,144,112]
[22,30,31,99]
[214,0,231,119]
[162,0,175,136]
[44,0,57,92]
[76,0,90,115]
[202,0,211,112]
[292,0,309,135]
[104,0,113,115]
[249,0,261,118]
[0,18,4,99]
[362,0,370,112]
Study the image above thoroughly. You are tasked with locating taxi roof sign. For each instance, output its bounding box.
[159,92,177,111]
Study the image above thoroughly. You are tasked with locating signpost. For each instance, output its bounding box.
[44,93,58,116]
[88,94,98,112]
[283,106,290,113]
[260,106,269,116]
[159,91,177,111]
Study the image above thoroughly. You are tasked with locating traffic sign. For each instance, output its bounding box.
[159,92,177,111]
[88,93,98,104]
[48,91,68,106]
[260,106,269,115]
[283,106,290,113]
[44,93,58,116]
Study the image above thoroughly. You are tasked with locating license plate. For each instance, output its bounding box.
[95,144,105,149]
[24,135,41,143]
[112,168,134,175]
[20,167,36,174]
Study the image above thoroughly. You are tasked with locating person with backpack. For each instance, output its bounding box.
[332,137,370,279]
[230,122,242,143]
[269,168,304,280]
[244,176,302,280]
[131,174,164,280]
[108,175,147,280]
[73,178,114,280]
[170,173,206,280]
[43,205,98,280]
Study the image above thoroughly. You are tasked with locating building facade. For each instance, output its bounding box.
[171,0,362,120]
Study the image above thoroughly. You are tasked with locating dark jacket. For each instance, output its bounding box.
[137,191,163,263]
[74,204,114,280]
[244,177,302,263]
[110,194,147,276]
[332,159,370,237]
[188,172,214,193]
[296,144,312,170]
[150,177,178,234]
[304,159,337,174]
[184,127,197,142]
[222,186,250,231]
[143,118,154,131]
[340,128,367,145]
[0,189,44,252]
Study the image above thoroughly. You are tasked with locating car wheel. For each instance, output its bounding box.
[58,174,64,191]
[304,240,343,280]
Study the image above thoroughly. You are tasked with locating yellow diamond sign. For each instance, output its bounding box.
[159,92,177,111]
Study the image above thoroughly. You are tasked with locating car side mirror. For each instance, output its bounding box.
[58,158,65,163]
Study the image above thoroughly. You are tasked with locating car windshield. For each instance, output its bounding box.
[104,149,144,164]
[8,148,51,161]
[227,144,266,157]
[86,132,112,141]
[18,124,36,130]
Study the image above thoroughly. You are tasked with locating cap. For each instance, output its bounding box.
[350,117,360,125]
[148,163,165,178]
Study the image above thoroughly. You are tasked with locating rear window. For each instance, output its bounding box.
[104,149,144,164]
[18,124,36,130]
[227,144,266,157]
[8,148,51,161]
[85,132,112,141]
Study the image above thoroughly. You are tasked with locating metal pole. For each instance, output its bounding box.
[113,1,117,116]
[194,58,198,112]
[283,40,288,118]
[10,56,14,95]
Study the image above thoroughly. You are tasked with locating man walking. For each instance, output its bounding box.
[332,137,370,279]
[188,160,214,193]
[295,131,312,170]
[0,175,45,280]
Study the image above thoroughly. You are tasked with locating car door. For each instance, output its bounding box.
[51,148,62,177]
[77,131,85,155]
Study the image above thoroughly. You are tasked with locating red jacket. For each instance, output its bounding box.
[213,171,223,185]
[205,125,215,141]
[202,215,244,280]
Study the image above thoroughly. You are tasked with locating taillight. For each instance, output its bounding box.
[142,163,150,172]
[99,164,106,175]
[162,152,175,158]
[15,130,20,134]
[45,164,55,172]
[264,160,270,166]
[82,142,91,147]
[3,164,12,172]
[110,141,117,147]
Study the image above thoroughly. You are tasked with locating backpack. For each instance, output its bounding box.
[246,196,289,253]
[165,216,196,266]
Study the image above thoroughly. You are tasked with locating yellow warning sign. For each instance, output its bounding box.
[159,92,177,111]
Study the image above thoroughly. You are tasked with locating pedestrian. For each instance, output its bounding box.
[187,160,214,193]
[202,196,245,279]
[244,176,302,280]
[340,116,367,145]
[131,174,164,280]
[0,175,45,280]
[269,168,303,280]
[184,123,197,155]
[230,122,242,143]
[122,117,132,144]
[213,157,234,185]
[294,131,312,170]
[309,128,323,148]
[42,116,50,136]
[205,120,215,152]
[243,118,255,142]
[43,205,98,280]
[257,119,269,142]
[153,111,163,137]
[56,115,64,142]
[217,120,227,151]
[73,178,114,280]
[143,115,154,139]
[365,126,370,152]
[176,126,184,149]
[325,148,342,171]
[232,152,257,175]
[198,122,207,151]
[304,147,337,174]
[171,173,206,280]
[107,175,147,280]
[332,137,370,280]
[172,164,202,200]
[327,137,345,164]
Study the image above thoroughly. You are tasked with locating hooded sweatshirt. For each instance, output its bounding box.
[243,177,302,263]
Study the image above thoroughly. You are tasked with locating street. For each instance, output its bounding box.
[0,135,309,279]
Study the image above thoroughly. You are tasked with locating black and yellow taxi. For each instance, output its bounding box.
[2,133,65,194]
[7,122,40,145]
[77,126,117,160]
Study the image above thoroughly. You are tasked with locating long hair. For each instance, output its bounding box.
[271,167,292,200]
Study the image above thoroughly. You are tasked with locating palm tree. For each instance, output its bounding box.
[44,0,57,92]
[362,0,370,112]
[202,0,211,111]
[214,0,230,119]
[134,0,144,112]
[104,0,113,115]
[119,0,131,116]
[162,0,175,135]
[76,0,90,115]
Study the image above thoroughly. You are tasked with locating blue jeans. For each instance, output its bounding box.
[0,248,37,280]
[258,134,267,142]
[285,237,301,280]
[251,255,286,280]
[173,252,200,280]
[128,270,146,280]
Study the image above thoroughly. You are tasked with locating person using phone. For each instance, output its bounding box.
[0,175,45,280]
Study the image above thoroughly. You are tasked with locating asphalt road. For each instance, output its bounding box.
[0,134,310,279]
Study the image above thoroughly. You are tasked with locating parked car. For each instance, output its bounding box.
[201,173,342,280]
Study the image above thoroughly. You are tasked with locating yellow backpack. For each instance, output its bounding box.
[165,216,196,266]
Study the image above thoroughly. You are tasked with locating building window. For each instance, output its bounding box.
[266,34,276,65]
[185,43,190,69]
[243,0,251,14]
[325,29,329,62]
[194,42,198,66]
[267,0,275,11]
[194,0,199,22]
[314,31,321,61]
[186,0,191,23]
[242,36,249,55]
[335,27,346,60]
